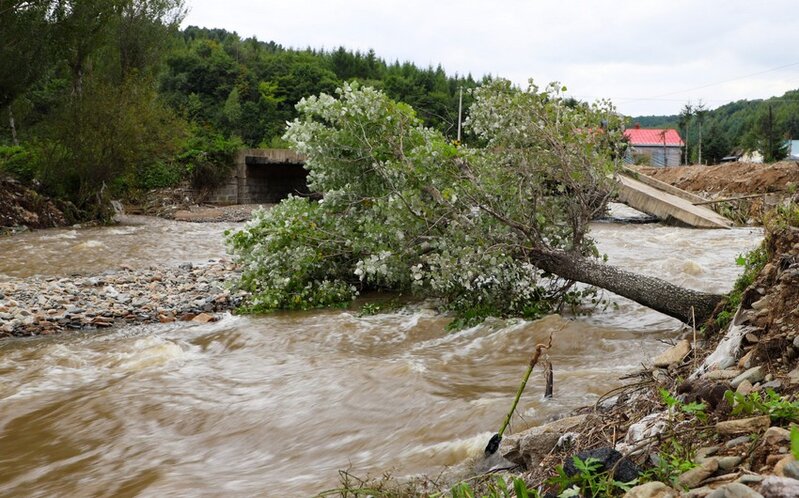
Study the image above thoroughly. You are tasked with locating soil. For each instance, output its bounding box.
[0,177,69,234]
[640,161,799,195]
[170,203,270,222]
[499,212,799,497]
[123,185,268,222]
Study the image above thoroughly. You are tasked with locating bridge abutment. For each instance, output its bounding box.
[206,149,308,205]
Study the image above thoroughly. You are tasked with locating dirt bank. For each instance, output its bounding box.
[171,203,269,222]
[640,161,799,195]
[124,185,267,222]
[488,204,799,497]
[0,177,69,234]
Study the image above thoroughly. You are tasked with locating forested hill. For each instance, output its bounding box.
[3,0,797,224]
[161,26,481,146]
[0,9,481,221]
[630,89,799,164]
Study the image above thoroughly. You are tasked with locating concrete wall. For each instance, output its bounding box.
[206,149,308,205]
[626,146,683,167]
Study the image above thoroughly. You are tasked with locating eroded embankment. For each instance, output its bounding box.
[640,161,799,196]
[480,210,799,497]
[0,178,70,234]
[0,260,245,338]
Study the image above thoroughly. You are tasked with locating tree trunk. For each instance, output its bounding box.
[532,249,722,326]
[8,106,18,146]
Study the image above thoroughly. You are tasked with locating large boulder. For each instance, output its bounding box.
[500,414,587,469]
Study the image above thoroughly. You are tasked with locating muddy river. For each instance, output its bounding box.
[0,213,762,496]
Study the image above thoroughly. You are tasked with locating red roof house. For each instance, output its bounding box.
[623,126,684,167]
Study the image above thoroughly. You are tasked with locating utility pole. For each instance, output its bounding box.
[767,104,774,162]
[698,124,702,165]
[457,86,463,143]
[696,101,706,165]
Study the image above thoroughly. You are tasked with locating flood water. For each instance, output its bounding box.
[0,213,762,496]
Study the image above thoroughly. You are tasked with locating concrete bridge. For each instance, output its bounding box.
[616,168,733,229]
[207,149,308,204]
[208,149,732,229]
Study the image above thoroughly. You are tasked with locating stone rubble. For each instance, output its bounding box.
[495,219,799,497]
[0,259,246,337]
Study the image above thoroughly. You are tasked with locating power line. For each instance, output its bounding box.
[617,61,799,104]
[572,96,799,104]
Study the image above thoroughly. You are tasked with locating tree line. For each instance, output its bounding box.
[633,91,799,164]
[0,2,479,220]
[3,0,796,222]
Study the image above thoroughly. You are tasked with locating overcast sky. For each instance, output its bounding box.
[183,0,799,117]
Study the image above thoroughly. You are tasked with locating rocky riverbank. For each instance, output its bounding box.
[479,207,799,497]
[124,184,268,222]
[0,260,246,338]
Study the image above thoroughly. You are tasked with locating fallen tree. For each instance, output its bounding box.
[227,81,722,326]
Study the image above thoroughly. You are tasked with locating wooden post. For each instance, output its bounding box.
[544,361,553,398]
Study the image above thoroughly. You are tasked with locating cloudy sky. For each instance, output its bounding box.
[183,0,799,117]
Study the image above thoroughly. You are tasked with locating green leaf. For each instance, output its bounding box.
[513,477,530,498]
[558,486,580,498]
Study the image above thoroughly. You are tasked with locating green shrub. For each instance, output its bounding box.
[0,144,36,182]
[548,457,637,497]
[445,476,538,498]
[137,161,184,190]
[176,129,242,190]
[724,389,799,423]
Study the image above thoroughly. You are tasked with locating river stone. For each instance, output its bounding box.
[622,481,678,498]
[783,461,799,480]
[764,426,791,446]
[737,474,764,485]
[500,414,587,469]
[732,366,766,388]
[617,412,670,455]
[716,416,771,435]
[759,476,799,498]
[725,436,752,448]
[563,447,641,483]
[684,486,714,497]
[739,350,755,369]
[191,313,216,323]
[696,446,721,459]
[774,454,796,477]
[705,369,743,381]
[472,447,515,475]
[736,379,754,395]
[788,367,799,385]
[677,458,719,489]
[706,482,764,498]
[751,295,771,310]
[653,339,691,367]
[716,456,743,472]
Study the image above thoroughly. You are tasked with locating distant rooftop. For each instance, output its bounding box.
[624,127,684,147]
